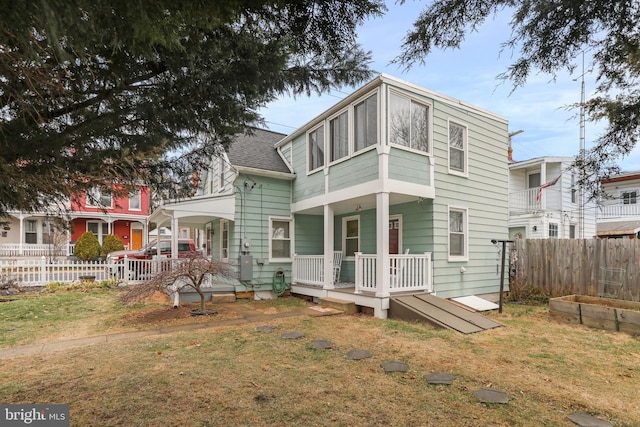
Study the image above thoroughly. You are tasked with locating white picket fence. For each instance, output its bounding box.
[0,256,179,286]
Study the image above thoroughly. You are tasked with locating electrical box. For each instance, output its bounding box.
[239,255,253,281]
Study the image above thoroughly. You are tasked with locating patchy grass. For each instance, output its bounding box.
[0,291,639,426]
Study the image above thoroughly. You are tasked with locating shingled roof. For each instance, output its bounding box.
[227,128,291,174]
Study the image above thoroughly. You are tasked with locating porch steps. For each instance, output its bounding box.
[389,294,502,334]
[317,297,358,315]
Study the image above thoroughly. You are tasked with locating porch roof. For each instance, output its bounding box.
[150,194,235,227]
[596,220,640,237]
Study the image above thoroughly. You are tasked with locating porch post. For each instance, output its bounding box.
[171,216,179,258]
[323,204,335,290]
[375,192,390,298]
[18,214,24,256]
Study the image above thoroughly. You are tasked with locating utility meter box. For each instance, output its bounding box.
[239,255,253,281]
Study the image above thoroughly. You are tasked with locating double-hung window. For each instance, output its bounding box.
[549,223,559,238]
[622,191,637,205]
[25,220,37,244]
[354,94,377,152]
[308,125,325,172]
[389,92,429,153]
[448,207,468,261]
[129,190,141,210]
[448,122,467,175]
[270,218,292,261]
[330,111,349,163]
[220,220,229,259]
[86,188,112,208]
[343,216,360,258]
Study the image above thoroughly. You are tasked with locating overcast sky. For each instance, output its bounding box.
[259,1,640,172]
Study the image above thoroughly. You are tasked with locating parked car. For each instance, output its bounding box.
[107,239,201,279]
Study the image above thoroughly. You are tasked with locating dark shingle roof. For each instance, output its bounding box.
[227,128,291,174]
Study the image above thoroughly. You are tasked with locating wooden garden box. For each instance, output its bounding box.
[549,295,640,335]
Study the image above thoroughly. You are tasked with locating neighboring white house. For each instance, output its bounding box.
[508,156,597,240]
[597,171,640,238]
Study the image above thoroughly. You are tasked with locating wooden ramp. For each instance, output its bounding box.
[389,294,503,334]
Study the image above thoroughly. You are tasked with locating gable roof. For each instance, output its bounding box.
[227,128,290,174]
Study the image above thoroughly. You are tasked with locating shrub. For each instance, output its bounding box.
[74,231,101,261]
[101,234,125,257]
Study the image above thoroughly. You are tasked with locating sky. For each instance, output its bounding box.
[259,1,640,172]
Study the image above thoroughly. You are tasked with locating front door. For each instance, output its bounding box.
[389,218,399,254]
[131,228,143,250]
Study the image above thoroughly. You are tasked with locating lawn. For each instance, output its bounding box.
[0,288,639,426]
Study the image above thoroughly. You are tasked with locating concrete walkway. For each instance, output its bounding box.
[0,304,343,360]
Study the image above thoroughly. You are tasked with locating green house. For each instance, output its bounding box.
[150,74,510,318]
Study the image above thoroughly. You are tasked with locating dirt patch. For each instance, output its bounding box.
[121,301,242,328]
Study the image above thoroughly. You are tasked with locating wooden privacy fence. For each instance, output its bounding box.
[510,239,640,302]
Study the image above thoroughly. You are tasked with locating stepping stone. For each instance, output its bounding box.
[280,332,304,339]
[380,360,408,373]
[424,372,455,385]
[255,325,277,332]
[473,388,509,404]
[567,413,613,427]
[346,349,372,360]
[310,340,333,349]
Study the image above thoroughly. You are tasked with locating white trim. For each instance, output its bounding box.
[328,107,350,164]
[269,216,293,262]
[389,214,403,254]
[128,189,142,211]
[342,215,360,261]
[447,206,468,262]
[220,219,229,260]
[447,120,468,177]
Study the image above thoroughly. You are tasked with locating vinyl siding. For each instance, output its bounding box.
[388,147,431,185]
[328,149,378,192]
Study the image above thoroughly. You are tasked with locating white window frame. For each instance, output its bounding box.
[220,220,229,260]
[549,222,559,239]
[448,120,468,177]
[569,224,576,239]
[388,90,432,155]
[342,215,360,260]
[269,217,293,262]
[219,157,227,192]
[329,109,349,164]
[448,206,468,262]
[621,190,637,205]
[25,219,38,244]
[128,189,141,211]
[307,124,325,174]
[86,221,109,243]
[571,174,577,204]
[86,188,112,208]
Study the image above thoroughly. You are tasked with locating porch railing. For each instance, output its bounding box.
[0,243,74,258]
[292,252,433,294]
[355,252,433,294]
[292,254,324,287]
[597,203,640,219]
[509,188,541,213]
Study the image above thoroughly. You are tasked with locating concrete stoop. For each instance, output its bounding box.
[317,297,358,315]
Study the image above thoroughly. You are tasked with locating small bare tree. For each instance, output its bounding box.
[120,256,232,315]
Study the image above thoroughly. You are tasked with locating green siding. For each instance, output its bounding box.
[427,96,509,298]
[228,174,294,291]
[328,149,378,192]
[388,148,431,185]
[291,134,325,202]
[294,214,324,255]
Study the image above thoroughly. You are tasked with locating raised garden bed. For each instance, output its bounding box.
[549,295,640,335]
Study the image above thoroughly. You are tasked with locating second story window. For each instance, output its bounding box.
[389,91,429,153]
[622,191,637,205]
[308,125,325,172]
[448,122,467,175]
[330,111,349,162]
[354,94,378,152]
[129,190,141,210]
[86,188,112,208]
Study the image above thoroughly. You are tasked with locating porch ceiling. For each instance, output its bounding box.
[294,193,427,215]
[150,194,235,226]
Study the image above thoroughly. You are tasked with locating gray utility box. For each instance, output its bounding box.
[239,255,253,281]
